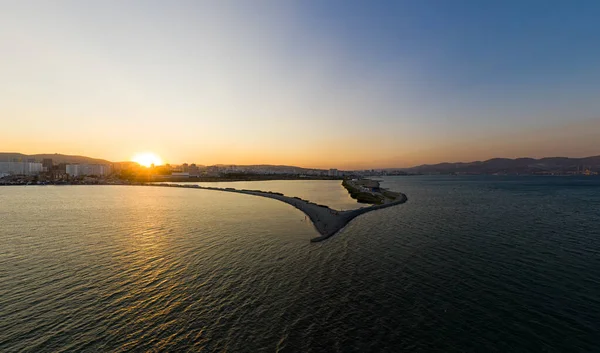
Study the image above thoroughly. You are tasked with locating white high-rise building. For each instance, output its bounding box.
[65,164,110,177]
[0,161,43,175]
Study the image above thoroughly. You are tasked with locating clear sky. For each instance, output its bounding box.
[1,0,599,168]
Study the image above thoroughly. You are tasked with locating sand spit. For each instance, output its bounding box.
[151,183,407,242]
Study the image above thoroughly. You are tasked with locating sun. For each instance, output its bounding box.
[132,152,163,167]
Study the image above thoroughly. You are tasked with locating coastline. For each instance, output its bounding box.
[150,175,344,183]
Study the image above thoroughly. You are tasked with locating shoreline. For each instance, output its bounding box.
[150,175,344,183]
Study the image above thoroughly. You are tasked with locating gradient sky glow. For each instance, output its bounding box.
[2,1,599,168]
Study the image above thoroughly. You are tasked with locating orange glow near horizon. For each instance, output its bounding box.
[132,153,163,167]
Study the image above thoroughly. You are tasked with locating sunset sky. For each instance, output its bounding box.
[2,1,599,169]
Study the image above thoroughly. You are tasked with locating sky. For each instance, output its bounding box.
[1,0,599,169]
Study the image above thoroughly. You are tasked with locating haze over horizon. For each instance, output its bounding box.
[2,1,600,169]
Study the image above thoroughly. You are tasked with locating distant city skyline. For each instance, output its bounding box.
[2,1,600,169]
[2,150,600,174]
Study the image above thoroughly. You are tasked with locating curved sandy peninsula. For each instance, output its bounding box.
[151,182,407,242]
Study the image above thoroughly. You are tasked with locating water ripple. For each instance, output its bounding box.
[1,179,600,351]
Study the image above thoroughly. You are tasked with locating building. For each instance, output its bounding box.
[65,164,110,177]
[0,161,43,175]
[42,159,53,172]
[205,166,221,177]
[328,168,339,177]
[189,164,200,177]
[171,172,190,177]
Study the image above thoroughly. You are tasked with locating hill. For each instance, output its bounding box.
[0,153,112,165]
[408,156,600,175]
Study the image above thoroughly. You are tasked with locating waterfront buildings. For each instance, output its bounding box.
[0,161,43,175]
[171,172,190,177]
[65,164,110,177]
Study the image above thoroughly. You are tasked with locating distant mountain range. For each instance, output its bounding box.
[2,152,599,174]
[0,153,112,165]
[407,156,600,175]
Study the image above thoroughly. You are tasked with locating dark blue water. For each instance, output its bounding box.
[1,176,599,352]
[375,176,600,352]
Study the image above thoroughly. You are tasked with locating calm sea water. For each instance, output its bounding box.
[161,180,363,210]
[1,176,599,352]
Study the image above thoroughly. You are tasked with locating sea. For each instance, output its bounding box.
[1,176,599,352]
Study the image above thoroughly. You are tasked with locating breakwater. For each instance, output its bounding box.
[151,183,407,242]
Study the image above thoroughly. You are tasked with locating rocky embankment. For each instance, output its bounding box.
[342,178,400,205]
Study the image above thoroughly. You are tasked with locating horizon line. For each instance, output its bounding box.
[2,151,599,170]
